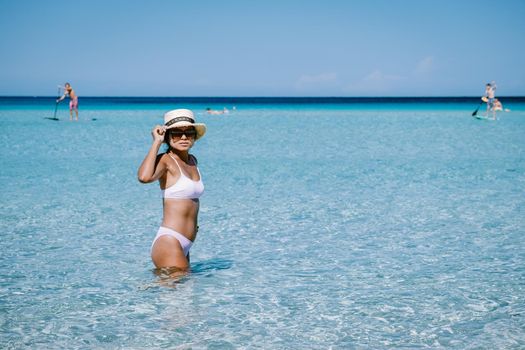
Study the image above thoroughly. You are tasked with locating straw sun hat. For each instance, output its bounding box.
[163,109,206,140]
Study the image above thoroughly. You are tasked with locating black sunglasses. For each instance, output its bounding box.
[170,128,197,138]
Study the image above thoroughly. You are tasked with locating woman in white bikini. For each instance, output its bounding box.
[138,109,206,270]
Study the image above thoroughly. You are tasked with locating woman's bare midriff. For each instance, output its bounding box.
[161,198,200,241]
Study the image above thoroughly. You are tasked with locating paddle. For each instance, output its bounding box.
[46,86,62,121]
[472,100,483,116]
[52,101,59,119]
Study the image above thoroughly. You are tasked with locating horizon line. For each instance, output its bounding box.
[2,95,525,99]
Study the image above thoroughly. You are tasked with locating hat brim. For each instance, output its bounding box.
[166,121,206,140]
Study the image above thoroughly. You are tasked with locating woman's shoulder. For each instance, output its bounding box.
[156,152,171,165]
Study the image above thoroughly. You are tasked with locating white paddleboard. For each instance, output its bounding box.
[473,114,495,121]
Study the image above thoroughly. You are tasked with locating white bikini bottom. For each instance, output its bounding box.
[151,226,193,257]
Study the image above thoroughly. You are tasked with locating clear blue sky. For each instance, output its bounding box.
[1,0,524,96]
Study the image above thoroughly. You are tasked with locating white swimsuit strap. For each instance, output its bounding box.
[168,153,200,180]
[167,153,184,174]
[188,154,202,176]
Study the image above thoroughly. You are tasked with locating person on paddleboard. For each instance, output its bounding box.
[483,82,496,120]
[56,83,79,121]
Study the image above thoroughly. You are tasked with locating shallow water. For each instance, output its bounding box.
[1,99,525,348]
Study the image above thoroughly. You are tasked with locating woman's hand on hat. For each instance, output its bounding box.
[151,125,166,143]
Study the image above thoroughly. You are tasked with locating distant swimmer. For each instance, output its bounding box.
[483,82,497,120]
[137,109,207,272]
[206,107,224,115]
[206,108,220,115]
[56,83,79,121]
[206,107,233,115]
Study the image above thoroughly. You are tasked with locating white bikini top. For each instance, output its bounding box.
[161,153,204,200]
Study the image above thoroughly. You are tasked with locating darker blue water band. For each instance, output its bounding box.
[1,96,524,106]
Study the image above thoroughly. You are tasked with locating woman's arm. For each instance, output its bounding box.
[138,125,167,183]
[56,92,67,102]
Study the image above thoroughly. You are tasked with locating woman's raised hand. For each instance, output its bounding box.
[151,125,166,143]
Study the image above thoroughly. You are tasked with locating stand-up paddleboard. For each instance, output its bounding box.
[43,117,97,121]
[473,114,495,121]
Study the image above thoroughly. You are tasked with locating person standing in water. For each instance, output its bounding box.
[138,109,206,271]
[56,83,79,121]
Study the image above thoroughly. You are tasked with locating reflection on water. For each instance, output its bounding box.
[144,259,234,289]
[150,266,190,288]
[191,259,234,275]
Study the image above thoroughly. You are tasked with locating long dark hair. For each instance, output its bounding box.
[164,131,173,153]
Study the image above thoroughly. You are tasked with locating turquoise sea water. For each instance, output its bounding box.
[1,98,525,349]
